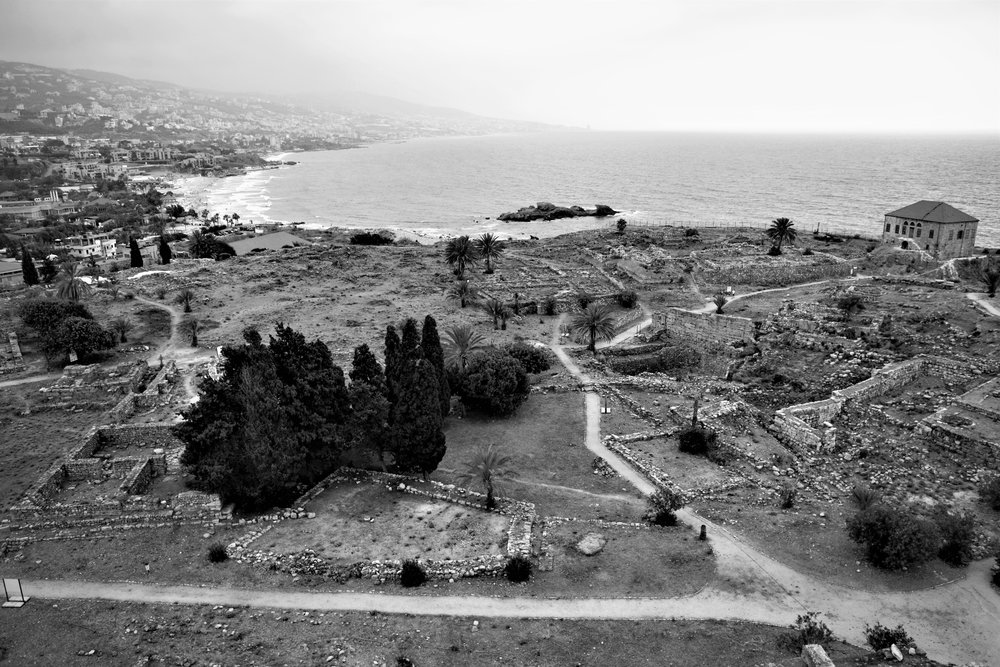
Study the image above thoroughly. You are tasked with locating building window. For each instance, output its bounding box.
[885,223,891,232]
[895,224,900,234]
[948,230,954,241]
[957,230,964,239]
[916,228,921,238]
[929,229,934,239]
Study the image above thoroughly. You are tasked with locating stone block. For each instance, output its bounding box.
[800,644,835,667]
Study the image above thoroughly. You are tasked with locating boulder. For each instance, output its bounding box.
[576,532,607,556]
[800,644,835,667]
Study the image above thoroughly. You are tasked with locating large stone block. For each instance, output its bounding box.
[801,644,835,667]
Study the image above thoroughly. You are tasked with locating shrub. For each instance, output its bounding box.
[767,246,782,256]
[459,348,530,416]
[396,657,414,667]
[400,559,426,587]
[644,488,685,527]
[678,426,716,456]
[350,231,393,246]
[576,291,593,310]
[864,622,912,651]
[847,505,940,570]
[684,228,699,237]
[785,611,833,651]
[936,510,976,567]
[505,342,551,374]
[980,474,1000,511]
[993,554,1000,587]
[852,483,881,511]
[616,290,638,308]
[803,247,814,255]
[207,543,229,563]
[504,554,532,582]
[779,484,797,510]
[155,286,167,299]
[542,295,558,316]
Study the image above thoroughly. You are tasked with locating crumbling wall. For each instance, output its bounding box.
[0,332,26,375]
[653,308,755,346]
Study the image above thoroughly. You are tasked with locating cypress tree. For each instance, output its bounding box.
[349,343,384,388]
[20,245,39,286]
[391,357,446,478]
[348,344,390,470]
[129,237,143,268]
[420,314,451,417]
[384,325,402,406]
[400,317,422,364]
[159,235,173,265]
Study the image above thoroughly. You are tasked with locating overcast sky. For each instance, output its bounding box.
[2,0,998,133]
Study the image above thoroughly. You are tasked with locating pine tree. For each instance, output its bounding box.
[384,325,402,406]
[391,357,446,478]
[420,314,451,417]
[129,238,143,268]
[159,235,173,265]
[20,245,39,286]
[349,343,384,387]
[400,318,422,364]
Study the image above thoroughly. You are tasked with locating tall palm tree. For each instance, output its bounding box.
[442,324,487,371]
[483,298,507,330]
[474,233,505,274]
[571,303,617,353]
[446,279,479,308]
[55,262,92,302]
[458,444,513,510]
[766,217,797,253]
[444,235,479,279]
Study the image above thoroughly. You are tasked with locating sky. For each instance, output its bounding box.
[1,0,998,133]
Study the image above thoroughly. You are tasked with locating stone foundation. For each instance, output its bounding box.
[0,332,26,375]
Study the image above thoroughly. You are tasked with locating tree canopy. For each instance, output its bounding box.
[459,347,530,416]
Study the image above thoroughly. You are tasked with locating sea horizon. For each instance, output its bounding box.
[173,130,1000,246]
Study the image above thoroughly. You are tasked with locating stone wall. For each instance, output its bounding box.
[653,308,756,347]
[0,332,26,375]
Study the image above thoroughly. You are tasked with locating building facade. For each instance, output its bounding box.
[881,201,978,260]
[56,233,119,260]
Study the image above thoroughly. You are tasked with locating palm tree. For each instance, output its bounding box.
[447,280,479,308]
[55,263,92,302]
[458,444,513,510]
[712,294,728,314]
[474,233,505,274]
[981,259,1000,298]
[189,230,216,259]
[175,288,195,313]
[571,303,617,353]
[444,235,479,279]
[483,298,506,330]
[185,319,200,347]
[766,217,797,253]
[443,324,487,371]
[109,316,134,343]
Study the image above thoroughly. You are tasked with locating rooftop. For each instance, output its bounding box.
[886,201,978,224]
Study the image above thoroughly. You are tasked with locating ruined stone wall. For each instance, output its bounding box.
[99,423,182,450]
[653,308,755,347]
[0,332,26,375]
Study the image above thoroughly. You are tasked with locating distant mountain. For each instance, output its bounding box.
[0,60,554,141]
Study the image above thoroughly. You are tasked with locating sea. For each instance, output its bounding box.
[184,131,1000,246]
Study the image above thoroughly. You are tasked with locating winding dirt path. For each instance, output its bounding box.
[132,294,214,403]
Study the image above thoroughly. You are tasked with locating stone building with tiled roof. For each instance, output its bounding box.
[880,200,978,259]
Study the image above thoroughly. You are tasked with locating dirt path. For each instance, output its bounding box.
[689,275,870,314]
[0,372,59,389]
[132,295,214,403]
[967,291,1000,317]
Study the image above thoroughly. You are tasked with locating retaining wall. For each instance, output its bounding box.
[0,332,26,375]
[653,308,755,347]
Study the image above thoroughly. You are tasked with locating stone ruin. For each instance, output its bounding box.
[6,422,229,538]
[36,360,149,411]
[0,331,25,375]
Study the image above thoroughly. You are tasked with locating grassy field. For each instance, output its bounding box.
[0,598,879,667]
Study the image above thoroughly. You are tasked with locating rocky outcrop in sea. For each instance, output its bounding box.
[498,202,617,222]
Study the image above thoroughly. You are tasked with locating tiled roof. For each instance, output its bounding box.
[886,201,978,224]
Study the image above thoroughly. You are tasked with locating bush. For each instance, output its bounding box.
[936,510,976,567]
[505,342,551,374]
[980,474,1000,511]
[847,505,940,570]
[459,348,530,416]
[542,295,558,316]
[803,247,814,255]
[785,611,833,651]
[616,290,638,308]
[644,488,685,526]
[779,484,797,510]
[396,657,414,667]
[864,622,912,651]
[504,554,532,582]
[207,543,229,563]
[678,426,716,456]
[350,231,394,246]
[576,291,593,310]
[993,555,1000,588]
[684,228,699,237]
[767,246,782,256]
[400,559,426,587]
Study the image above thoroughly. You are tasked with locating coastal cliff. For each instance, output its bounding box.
[498,202,617,222]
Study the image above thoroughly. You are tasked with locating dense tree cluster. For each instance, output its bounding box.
[17,298,116,366]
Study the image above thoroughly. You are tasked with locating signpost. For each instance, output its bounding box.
[2,578,29,607]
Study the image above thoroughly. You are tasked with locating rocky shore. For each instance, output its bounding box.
[498,202,617,222]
